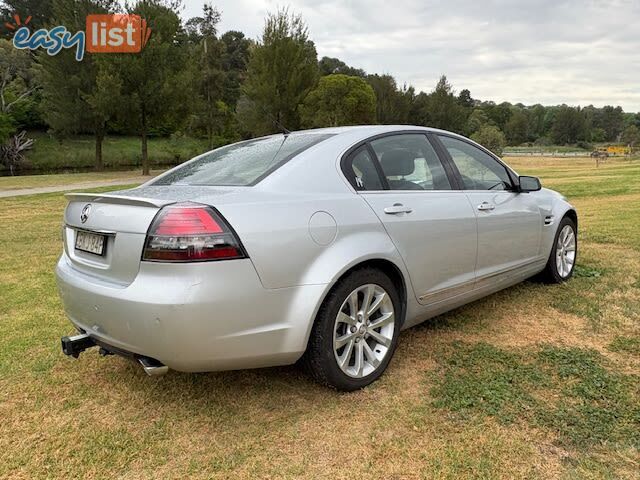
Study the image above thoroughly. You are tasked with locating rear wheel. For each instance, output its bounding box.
[303,268,401,391]
[539,216,577,283]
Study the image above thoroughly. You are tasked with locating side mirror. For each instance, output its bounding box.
[518,175,541,192]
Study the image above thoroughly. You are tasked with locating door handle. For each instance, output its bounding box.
[477,202,495,211]
[384,204,413,215]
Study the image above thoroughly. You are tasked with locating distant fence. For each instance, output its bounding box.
[504,146,636,158]
[502,151,591,157]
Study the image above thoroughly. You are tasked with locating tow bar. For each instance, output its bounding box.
[61,333,95,358]
[60,333,168,376]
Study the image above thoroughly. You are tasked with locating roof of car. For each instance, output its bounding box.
[288,125,437,136]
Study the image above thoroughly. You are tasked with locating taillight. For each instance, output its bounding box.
[142,203,246,262]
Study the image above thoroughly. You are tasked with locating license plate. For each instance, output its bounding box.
[75,230,106,256]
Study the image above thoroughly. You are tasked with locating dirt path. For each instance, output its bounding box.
[0,177,148,198]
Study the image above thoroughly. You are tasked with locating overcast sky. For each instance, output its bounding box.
[183,0,639,112]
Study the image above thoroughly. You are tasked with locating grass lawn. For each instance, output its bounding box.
[0,158,638,479]
[1,131,209,173]
[0,169,165,192]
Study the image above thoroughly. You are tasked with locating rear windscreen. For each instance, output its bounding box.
[152,133,334,186]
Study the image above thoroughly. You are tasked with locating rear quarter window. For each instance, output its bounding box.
[153,133,334,186]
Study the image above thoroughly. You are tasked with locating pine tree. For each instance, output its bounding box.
[239,9,318,135]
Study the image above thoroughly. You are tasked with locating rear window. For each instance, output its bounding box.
[152,133,334,186]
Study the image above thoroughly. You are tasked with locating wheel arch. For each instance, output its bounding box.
[542,197,578,258]
[300,256,410,353]
[551,207,578,253]
[564,208,578,229]
[335,258,408,324]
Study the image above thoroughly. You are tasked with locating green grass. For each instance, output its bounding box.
[608,336,640,356]
[431,342,544,422]
[2,131,209,173]
[0,157,639,478]
[535,346,639,449]
[431,342,640,449]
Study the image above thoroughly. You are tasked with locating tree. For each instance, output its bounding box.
[220,30,250,108]
[527,104,547,140]
[457,89,474,109]
[0,40,35,146]
[115,0,189,174]
[465,108,491,136]
[471,125,506,156]
[318,56,366,77]
[504,109,528,145]
[415,75,468,133]
[597,105,624,141]
[39,0,117,171]
[481,101,512,131]
[550,106,586,144]
[621,125,640,148]
[0,112,14,145]
[83,63,122,169]
[1,0,53,38]
[239,9,318,135]
[185,4,225,148]
[0,39,37,116]
[301,74,376,127]
[0,38,41,132]
[366,74,412,124]
[590,127,606,142]
[408,91,428,126]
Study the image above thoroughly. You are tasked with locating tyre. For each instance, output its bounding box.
[538,216,577,283]
[303,268,402,391]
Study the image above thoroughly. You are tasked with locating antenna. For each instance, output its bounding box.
[247,97,291,136]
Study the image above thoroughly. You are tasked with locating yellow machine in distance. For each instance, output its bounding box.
[594,145,632,156]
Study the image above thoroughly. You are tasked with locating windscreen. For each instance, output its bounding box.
[152,133,334,186]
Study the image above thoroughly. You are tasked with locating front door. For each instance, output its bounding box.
[435,134,543,281]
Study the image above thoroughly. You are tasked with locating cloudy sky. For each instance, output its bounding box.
[183,0,639,112]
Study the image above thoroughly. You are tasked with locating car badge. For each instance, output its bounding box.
[80,204,92,223]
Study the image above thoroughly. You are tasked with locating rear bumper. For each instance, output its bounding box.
[55,254,327,372]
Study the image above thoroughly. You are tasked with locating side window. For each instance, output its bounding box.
[345,146,383,191]
[438,136,512,191]
[370,134,452,191]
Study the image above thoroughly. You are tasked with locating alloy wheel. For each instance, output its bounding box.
[333,284,395,378]
[555,224,576,278]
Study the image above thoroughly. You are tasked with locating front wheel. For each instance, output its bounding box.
[539,216,577,283]
[303,268,402,391]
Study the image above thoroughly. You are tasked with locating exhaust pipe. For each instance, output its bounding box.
[138,356,169,376]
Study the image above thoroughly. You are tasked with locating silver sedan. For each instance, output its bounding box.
[57,126,577,390]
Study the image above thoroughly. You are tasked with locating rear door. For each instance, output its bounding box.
[344,133,478,305]
[435,134,543,282]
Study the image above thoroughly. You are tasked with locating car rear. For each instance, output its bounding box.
[56,133,334,373]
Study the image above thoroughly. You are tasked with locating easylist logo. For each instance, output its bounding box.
[7,13,151,61]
